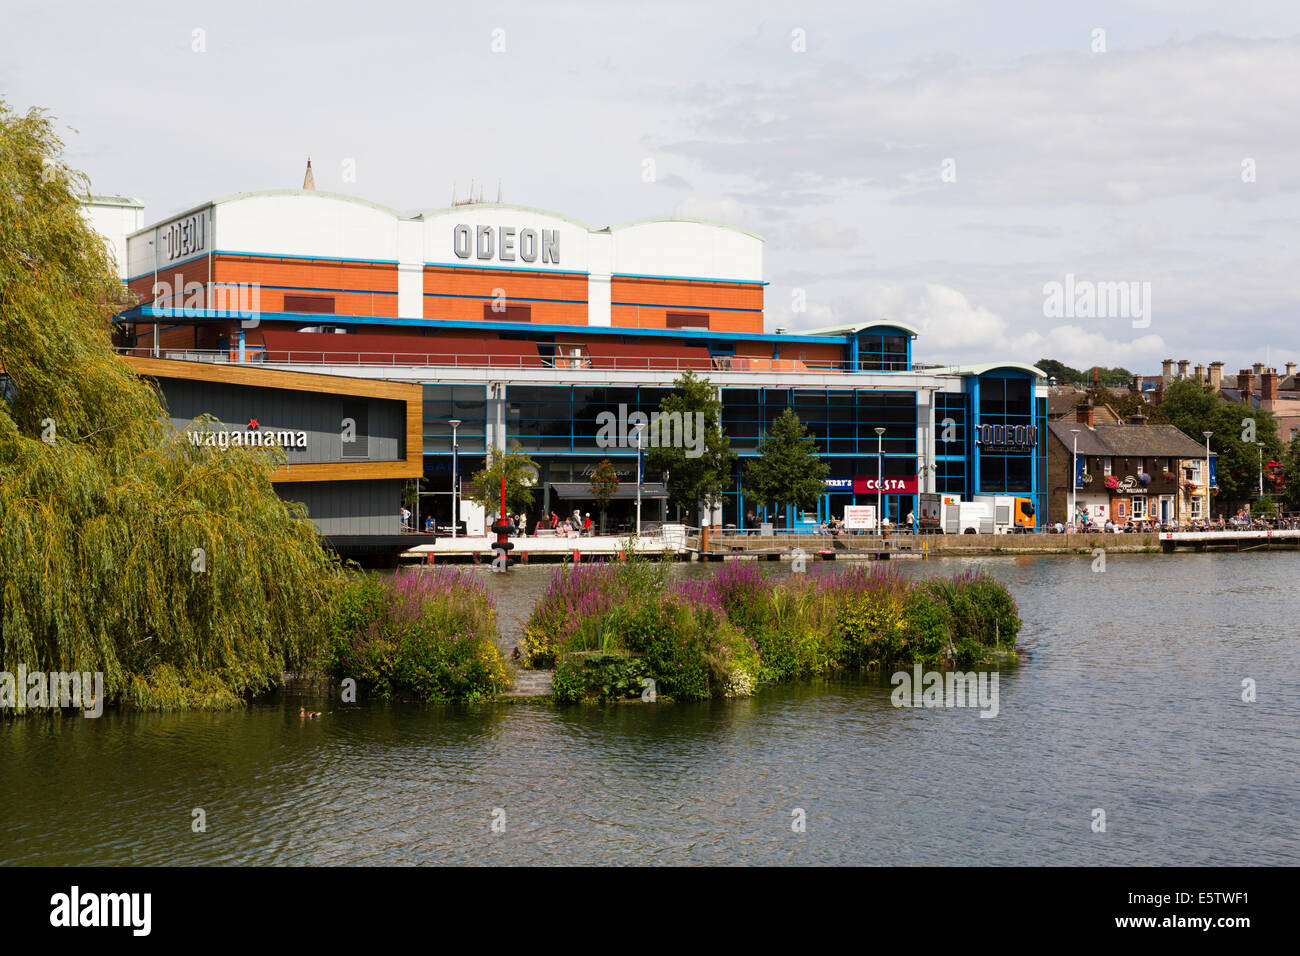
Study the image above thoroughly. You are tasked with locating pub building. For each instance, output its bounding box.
[1046,402,1218,528]
[84,178,1049,542]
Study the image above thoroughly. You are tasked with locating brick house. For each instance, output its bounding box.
[1047,401,1217,527]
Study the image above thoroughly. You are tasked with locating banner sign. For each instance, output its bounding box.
[823,478,853,490]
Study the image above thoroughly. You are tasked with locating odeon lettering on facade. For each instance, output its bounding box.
[84,169,1048,545]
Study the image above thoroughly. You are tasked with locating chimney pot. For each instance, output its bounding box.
[1287,361,1296,378]
[1238,369,1254,402]
[1253,362,1264,376]
[1209,362,1223,391]
[1262,371,1279,408]
[1075,400,1095,428]
[1178,360,1190,379]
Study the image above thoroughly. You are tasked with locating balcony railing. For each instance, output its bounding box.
[116,347,911,375]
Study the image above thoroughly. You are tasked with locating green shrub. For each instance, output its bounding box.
[324,568,508,702]
[551,652,653,703]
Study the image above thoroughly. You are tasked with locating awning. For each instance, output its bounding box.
[549,481,669,501]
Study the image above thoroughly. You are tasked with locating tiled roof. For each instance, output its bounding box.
[1047,421,1213,458]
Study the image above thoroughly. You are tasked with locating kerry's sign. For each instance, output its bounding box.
[188,418,307,449]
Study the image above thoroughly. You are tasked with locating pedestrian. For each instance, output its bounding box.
[517,511,527,537]
[550,511,559,529]
[906,509,915,532]
[583,512,593,535]
[401,505,411,531]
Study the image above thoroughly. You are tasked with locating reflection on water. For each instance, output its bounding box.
[2,554,1297,865]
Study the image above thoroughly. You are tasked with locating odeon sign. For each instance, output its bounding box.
[975,424,1038,448]
[452,224,560,264]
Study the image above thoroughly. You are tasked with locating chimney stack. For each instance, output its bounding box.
[1262,370,1279,411]
[1132,373,1143,392]
[1287,361,1297,379]
[1128,412,1148,425]
[1238,368,1254,402]
[1253,362,1264,376]
[1075,399,1095,428]
[1194,364,1204,381]
[1209,361,1223,391]
[1177,360,1190,379]
[1162,359,1175,383]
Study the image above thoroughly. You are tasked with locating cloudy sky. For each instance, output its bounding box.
[4,0,1298,373]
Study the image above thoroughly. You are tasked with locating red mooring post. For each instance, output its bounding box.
[490,473,513,570]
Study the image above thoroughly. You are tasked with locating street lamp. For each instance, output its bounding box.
[874,426,886,534]
[1257,442,1265,499]
[633,422,646,536]
[448,419,461,539]
[1203,431,1213,527]
[1070,428,1080,531]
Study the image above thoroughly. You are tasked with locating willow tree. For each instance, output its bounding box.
[0,102,343,710]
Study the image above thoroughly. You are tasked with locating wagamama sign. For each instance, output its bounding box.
[188,418,307,450]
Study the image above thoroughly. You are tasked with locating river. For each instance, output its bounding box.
[2,554,1297,865]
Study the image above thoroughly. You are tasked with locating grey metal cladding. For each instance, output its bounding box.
[277,479,403,535]
[157,378,402,464]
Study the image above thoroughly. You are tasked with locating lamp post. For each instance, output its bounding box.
[1203,431,1213,526]
[1257,441,1265,500]
[874,426,886,533]
[1070,428,1080,531]
[633,422,646,536]
[448,419,461,539]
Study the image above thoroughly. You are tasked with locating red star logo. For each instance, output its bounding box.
[248,418,259,429]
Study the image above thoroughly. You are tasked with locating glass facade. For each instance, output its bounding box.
[422,385,487,454]
[857,330,911,371]
[970,372,1046,520]
[413,369,1046,532]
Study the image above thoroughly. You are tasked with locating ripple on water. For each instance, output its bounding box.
[1,554,1298,865]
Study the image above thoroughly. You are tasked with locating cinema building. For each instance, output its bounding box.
[87,181,1048,538]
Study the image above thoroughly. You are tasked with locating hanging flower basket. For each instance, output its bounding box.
[1139,473,1152,486]
[1079,472,1093,485]
[1162,471,1177,482]
[1104,476,1119,490]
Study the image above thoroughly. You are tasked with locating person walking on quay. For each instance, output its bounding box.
[402,505,411,532]
[517,511,527,537]
[583,513,593,536]
[550,511,559,529]
[906,509,915,533]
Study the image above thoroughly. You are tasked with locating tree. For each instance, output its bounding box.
[589,458,619,533]
[1036,358,1134,387]
[0,101,342,711]
[646,369,737,524]
[1149,379,1284,512]
[743,408,829,527]
[466,441,538,517]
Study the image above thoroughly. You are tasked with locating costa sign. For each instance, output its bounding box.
[853,476,918,495]
[453,224,560,264]
[975,424,1038,448]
